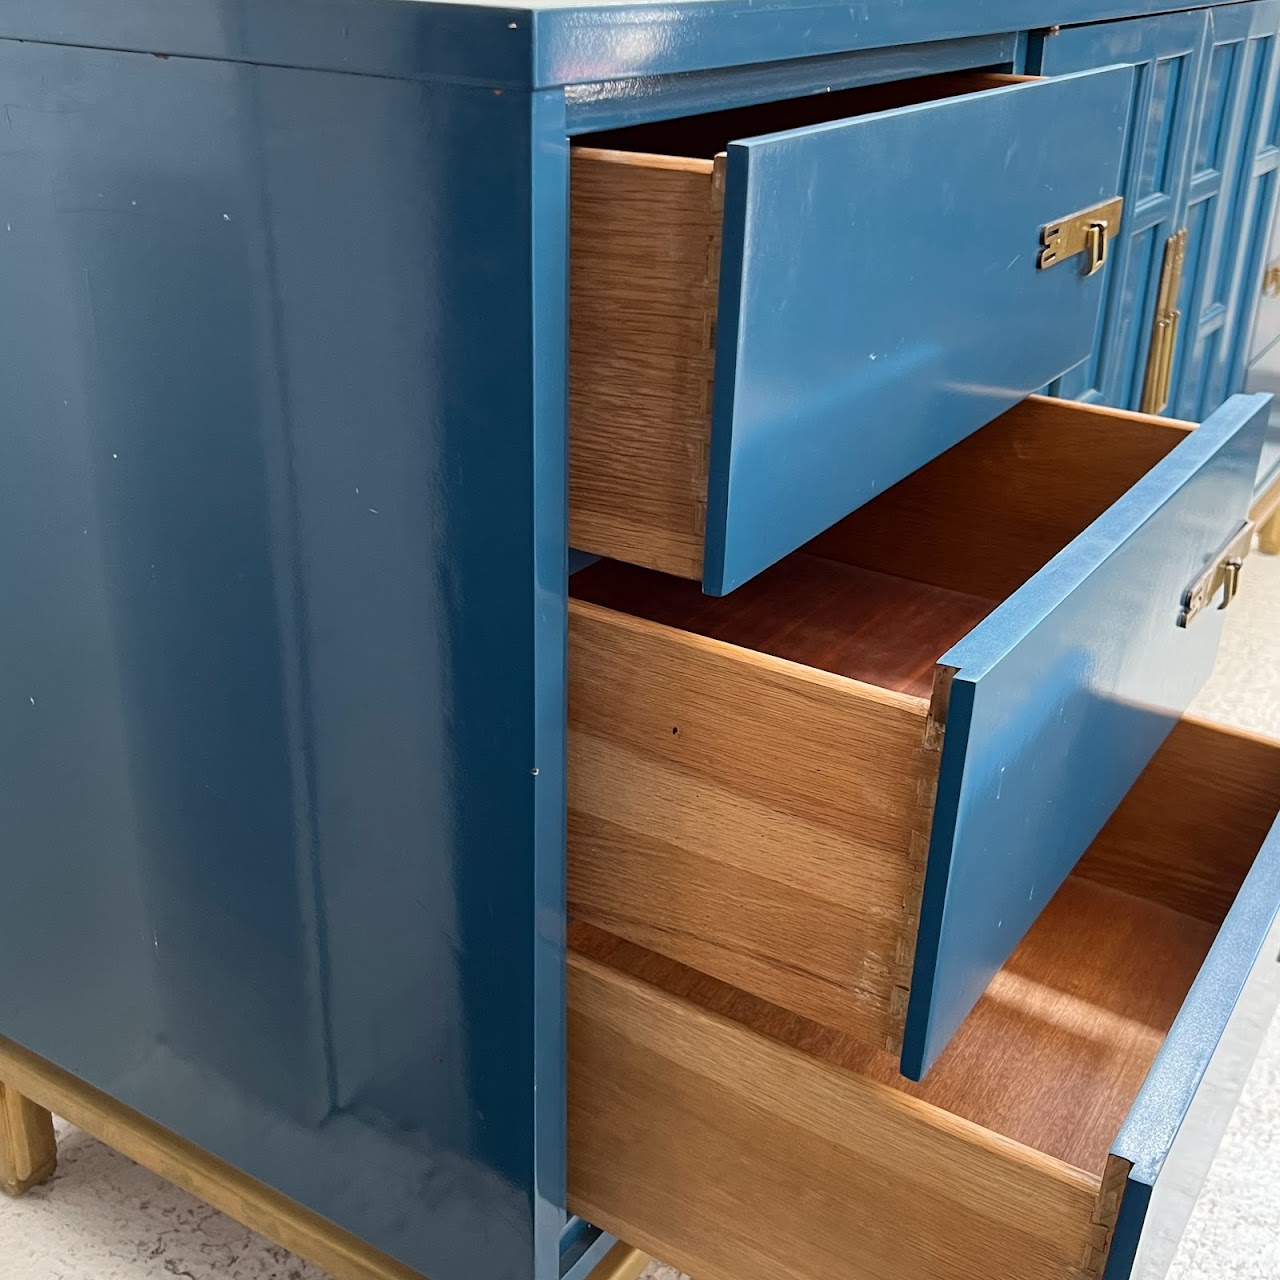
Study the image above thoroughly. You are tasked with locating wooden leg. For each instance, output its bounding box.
[1258,510,1280,556]
[0,1080,56,1196]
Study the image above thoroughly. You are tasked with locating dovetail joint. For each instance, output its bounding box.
[1080,1157,1129,1280]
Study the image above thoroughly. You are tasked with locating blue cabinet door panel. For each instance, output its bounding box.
[1034,11,1208,407]
[1172,2,1280,420]
[1104,811,1280,1280]
[902,392,1270,1079]
[703,67,1134,594]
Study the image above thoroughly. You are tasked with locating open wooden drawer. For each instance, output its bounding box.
[570,393,1269,1078]
[570,67,1134,593]
[568,717,1280,1280]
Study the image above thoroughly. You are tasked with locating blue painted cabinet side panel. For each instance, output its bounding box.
[1034,11,1208,407]
[704,68,1133,594]
[902,393,1269,1080]
[0,40,566,1280]
[1171,1,1280,421]
[1105,813,1280,1280]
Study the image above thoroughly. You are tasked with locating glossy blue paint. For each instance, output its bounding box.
[703,68,1133,594]
[532,0,1244,90]
[1037,4,1280,416]
[0,36,567,1280]
[0,0,537,88]
[1219,8,1280,397]
[902,393,1270,1080]
[1171,2,1280,421]
[1104,813,1280,1280]
[1034,11,1209,406]
[0,0,1249,90]
[563,33,1018,134]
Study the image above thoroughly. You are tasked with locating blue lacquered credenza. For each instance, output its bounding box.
[4,5,1280,1280]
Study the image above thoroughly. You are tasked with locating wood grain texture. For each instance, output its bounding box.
[807,395,1194,600]
[568,951,1102,1280]
[569,148,722,580]
[1078,716,1280,924]
[0,1037,424,1280]
[571,862,1214,1179]
[568,597,935,1052]
[0,1081,56,1196]
[1085,1155,1134,1280]
[572,554,995,698]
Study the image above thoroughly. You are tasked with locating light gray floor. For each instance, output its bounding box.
[5,553,1280,1280]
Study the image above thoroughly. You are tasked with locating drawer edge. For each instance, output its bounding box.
[1104,810,1280,1280]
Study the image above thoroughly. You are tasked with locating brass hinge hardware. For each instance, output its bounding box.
[1038,197,1124,275]
[1263,262,1280,297]
[1140,227,1188,415]
[1178,520,1254,628]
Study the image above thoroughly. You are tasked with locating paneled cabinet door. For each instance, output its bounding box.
[1171,1,1280,421]
[1035,4,1280,418]
[1033,11,1208,407]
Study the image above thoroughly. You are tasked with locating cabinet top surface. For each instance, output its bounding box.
[0,0,1247,87]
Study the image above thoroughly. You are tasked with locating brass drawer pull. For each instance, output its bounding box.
[1038,196,1124,275]
[1178,520,1254,627]
[1264,263,1280,297]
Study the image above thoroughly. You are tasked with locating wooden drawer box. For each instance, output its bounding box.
[570,68,1133,593]
[568,717,1280,1280]
[570,393,1269,1078]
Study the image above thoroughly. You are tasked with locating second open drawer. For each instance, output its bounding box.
[569,393,1269,1079]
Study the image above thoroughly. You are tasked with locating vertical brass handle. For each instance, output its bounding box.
[1163,307,1182,408]
[1140,228,1188,414]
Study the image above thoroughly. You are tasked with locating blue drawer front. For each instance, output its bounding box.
[704,67,1133,594]
[1105,811,1280,1280]
[902,393,1270,1079]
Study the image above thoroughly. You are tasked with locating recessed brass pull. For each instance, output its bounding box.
[1140,228,1188,415]
[1178,521,1254,628]
[1038,197,1124,274]
[1085,220,1109,276]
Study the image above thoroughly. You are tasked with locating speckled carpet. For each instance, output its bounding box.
[4,553,1280,1280]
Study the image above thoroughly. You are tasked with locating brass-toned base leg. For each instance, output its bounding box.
[1258,510,1280,556]
[0,1081,57,1196]
[589,1244,650,1280]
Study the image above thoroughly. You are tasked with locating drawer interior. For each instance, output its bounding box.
[568,719,1280,1280]
[569,396,1200,1055]
[578,71,1029,161]
[572,397,1193,705]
